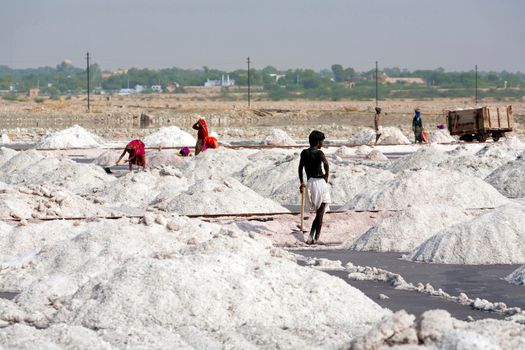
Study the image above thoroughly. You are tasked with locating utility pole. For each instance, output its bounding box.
[475,64,478,105]
[375,61,379,107]
[86,52,90,111]
[247,56,251,109]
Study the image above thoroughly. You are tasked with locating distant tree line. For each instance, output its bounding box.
[1,62,524,101]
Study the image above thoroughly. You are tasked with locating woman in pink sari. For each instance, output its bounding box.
[116,139,146,171]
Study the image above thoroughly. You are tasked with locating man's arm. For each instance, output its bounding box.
[298,157,305,193]
[192,121,200,130]
[321,153,329,182]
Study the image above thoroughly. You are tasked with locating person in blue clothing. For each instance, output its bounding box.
[412,107,424,143]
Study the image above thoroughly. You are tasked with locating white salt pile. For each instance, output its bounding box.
[0,147,17,167]
[428,129,456,143]
[389,144,449,173]
[355,145,374,155]
[410,203,525,264]
[0,218,388,348]
[350,309,525,350]
[349,128,375,145]
[239,153,300,205]
[161,176,288,215]
[485,156,525,198]
[34,125,103,149]
[334,146,355,157]
[0,150,111,194]
[146,150,187,168]
[506,265,525,286]
[377,127,411,145]
[1,133,11,144]
[0,183,108,220]
[344,169,509,210]
[98,168,188,209]
[182,148,253,182]
[438,152,515,179]
[351,205,471,252]
[263,128,297,146]
[366,149,388,161]
[143,126,196,147]
[329,165,395,205]
[91,150,120,166]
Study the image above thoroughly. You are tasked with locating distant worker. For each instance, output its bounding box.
[374,106,382,144]
[192,116,208,155]
[298,130,331,245]
[116,139,146,171]
[179,146,191,157]
[412,108,424,143]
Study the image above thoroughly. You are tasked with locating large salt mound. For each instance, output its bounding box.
[143,126,195,147]
[349,128,375,145]
[98,168,189,209]
[0,218,388,348]
[181,148,253,182]
[329,165,395,204]
[485,156,525,198]
[437,152,515,179]
[410,203,525,264]
[0,184,109,220]
[263,128,297,146]
[35,125,103,149]
[351,205,471,252]
[162,176,288,215]
[378,127,411,145]
[1,133,11,144]
[0,150,111,194]
[506,265,525,285]
[239,153,300,205]
[0,147,17,167]
[428,129,456,143]
[344,169,509,210]
[389,144,449,173]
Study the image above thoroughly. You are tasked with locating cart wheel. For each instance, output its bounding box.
[461,134,474,142]
[492,132,501,142]
[476,133,488,143]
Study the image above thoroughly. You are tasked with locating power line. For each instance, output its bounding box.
[247,56,251,109]
[86,52,90,111]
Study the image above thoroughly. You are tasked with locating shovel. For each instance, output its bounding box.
[299,189,307,232]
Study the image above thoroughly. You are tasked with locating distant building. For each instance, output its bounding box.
[135,84,145,93]
[151,85,163,93]
[101,72,113,79]
[27,88,40,98]
[268,74,286,82]
[118,88,133,96]
[113,68,128,76]
[384,77,425,84]
[204,75,235,87]
[165,82,180,93]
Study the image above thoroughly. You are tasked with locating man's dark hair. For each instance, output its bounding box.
[309,130,326,146]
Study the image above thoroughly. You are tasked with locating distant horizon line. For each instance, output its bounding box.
[1,63,523,74]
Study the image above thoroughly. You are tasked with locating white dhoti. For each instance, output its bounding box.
[305,177,331,212]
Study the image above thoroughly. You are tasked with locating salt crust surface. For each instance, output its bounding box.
[410,203,525,264]
[263,128,297,146]
[142,126,196,147]
[35,125,103,149]
[506,265,525,286]
[349,309,525,350]
[1,134,10,144]
[485,156,525,198]
[351,205,471,252]
[344,169,509,210]
[0,218,388,349]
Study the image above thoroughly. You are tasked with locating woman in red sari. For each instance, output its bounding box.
[116,139,146,171]
[192,117,208,155]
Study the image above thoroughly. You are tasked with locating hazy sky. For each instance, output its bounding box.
[1,0,524,72]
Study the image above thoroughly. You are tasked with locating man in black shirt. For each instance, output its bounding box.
[298,130,331,245]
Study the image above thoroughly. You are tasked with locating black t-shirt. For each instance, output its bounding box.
[300,147,325,179]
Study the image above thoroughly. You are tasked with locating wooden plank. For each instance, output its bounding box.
[497,107,501,129]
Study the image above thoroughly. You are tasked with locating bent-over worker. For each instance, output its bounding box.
[116,139,146,171]
[374,106,382,144]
